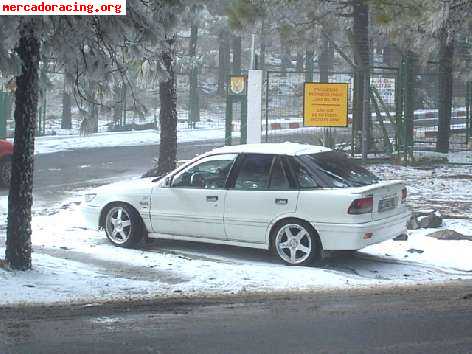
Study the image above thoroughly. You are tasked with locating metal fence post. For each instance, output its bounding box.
[265,71,269,143]
[404,55,416,149]
[398,56,408,164]
[361,70,369,161]
[225,94,232,146]
[466,81,471,145]
[240,95,247,144]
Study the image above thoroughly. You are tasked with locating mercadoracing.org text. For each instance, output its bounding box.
[0,0,126,15]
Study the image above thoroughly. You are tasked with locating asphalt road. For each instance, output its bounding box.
[0,139,225,203]
[1,285,472,354]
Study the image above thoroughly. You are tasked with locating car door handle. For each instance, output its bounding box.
[206,196,218,202]
[275,198,288,205]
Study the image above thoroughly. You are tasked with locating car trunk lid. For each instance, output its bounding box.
[355,180,405,221]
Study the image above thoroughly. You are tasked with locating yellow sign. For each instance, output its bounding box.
[303,83,349,127]
[229,75,246,95]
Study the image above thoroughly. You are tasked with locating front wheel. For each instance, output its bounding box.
[104,204,144,248]
[272,220,321,266]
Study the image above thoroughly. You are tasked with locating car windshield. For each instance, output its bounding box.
[298,151,379,188]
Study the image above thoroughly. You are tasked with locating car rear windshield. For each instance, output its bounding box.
[298,151,379,188]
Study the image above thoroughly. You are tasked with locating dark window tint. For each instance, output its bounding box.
[269,158,291,190]
[290,159,320,189]
[172,154,237,189]
[298,151,379,188]
[234,154,273,190]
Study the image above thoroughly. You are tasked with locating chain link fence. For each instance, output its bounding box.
[412,73,471,157]
[263,69,399,158]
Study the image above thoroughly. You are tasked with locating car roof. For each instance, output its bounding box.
[207,143,331,157]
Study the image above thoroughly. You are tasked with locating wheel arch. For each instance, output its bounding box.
[99,201,147,235]
[267,216,323,253]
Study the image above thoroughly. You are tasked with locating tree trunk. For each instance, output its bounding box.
[436,29,454,153]
[319,34,334,83]
[305,48,314,82]
[280,34,291,74]
[61,91,72,130]
[232,35,242,75]
[6,19,40,270]
[352,0,370,149]
[87,83,99,133]
[217,31,230,95]
[382,44,393,66]
[157,37,177,175]
[89,100,99,133]
[61,68,72,130]
[112,84,123,126]
[319,33,335,147]
[189,22,200,127]
[259,20,266,71]
[296,48,304,72]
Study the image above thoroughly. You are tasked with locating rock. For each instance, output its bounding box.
[394,233,408,241]
[427,229,472,241]
[407,215,420,230]
[418,211,443,229]
[407,248,424,254]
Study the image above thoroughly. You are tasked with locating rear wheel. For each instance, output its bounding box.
[272,220,321,266]
[0,156,11,187]
[104,204,144,248]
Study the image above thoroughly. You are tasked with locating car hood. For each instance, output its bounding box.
[92,177,155,195]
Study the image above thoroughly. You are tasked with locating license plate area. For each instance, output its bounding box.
[378,196,398,213]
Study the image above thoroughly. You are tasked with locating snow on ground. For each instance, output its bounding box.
[370,163,472,217]
[0,201,371,306]
[1,201,472,306]
[1,163,472,306]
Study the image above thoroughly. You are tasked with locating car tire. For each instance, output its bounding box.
[0,156,11,187]
[104,204,145,248]
[272,219,322,266]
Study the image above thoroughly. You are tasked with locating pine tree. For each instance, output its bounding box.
[1,1,193,270]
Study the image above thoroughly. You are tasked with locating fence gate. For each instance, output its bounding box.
[263,71,354,147]
[263,69,401,157]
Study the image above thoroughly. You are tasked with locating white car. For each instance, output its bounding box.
[82,143,410,266]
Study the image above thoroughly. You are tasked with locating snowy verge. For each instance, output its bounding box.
[1,199,472,306]
[1,163,472,306]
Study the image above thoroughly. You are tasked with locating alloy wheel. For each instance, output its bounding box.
[105,206,132,245]
[275,223,312,265]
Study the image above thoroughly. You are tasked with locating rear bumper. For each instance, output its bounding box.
[313,210,411,251]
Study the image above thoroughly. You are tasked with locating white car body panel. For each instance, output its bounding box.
[224,190,300,244]
[82,177,154,231]
[150,187,227,239]
[81,143,411,252]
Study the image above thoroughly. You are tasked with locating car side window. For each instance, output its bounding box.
[172,154,237,189]
[268,157,291,190]
[290,159,320,189]
[234,154,273,190]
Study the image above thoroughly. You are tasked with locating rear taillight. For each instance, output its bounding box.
[348,196,373,215]
[401,188,407,203]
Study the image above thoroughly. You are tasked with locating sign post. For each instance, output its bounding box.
[226,75,247,145]
[247,70,262,144]
[303,83,349,128]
